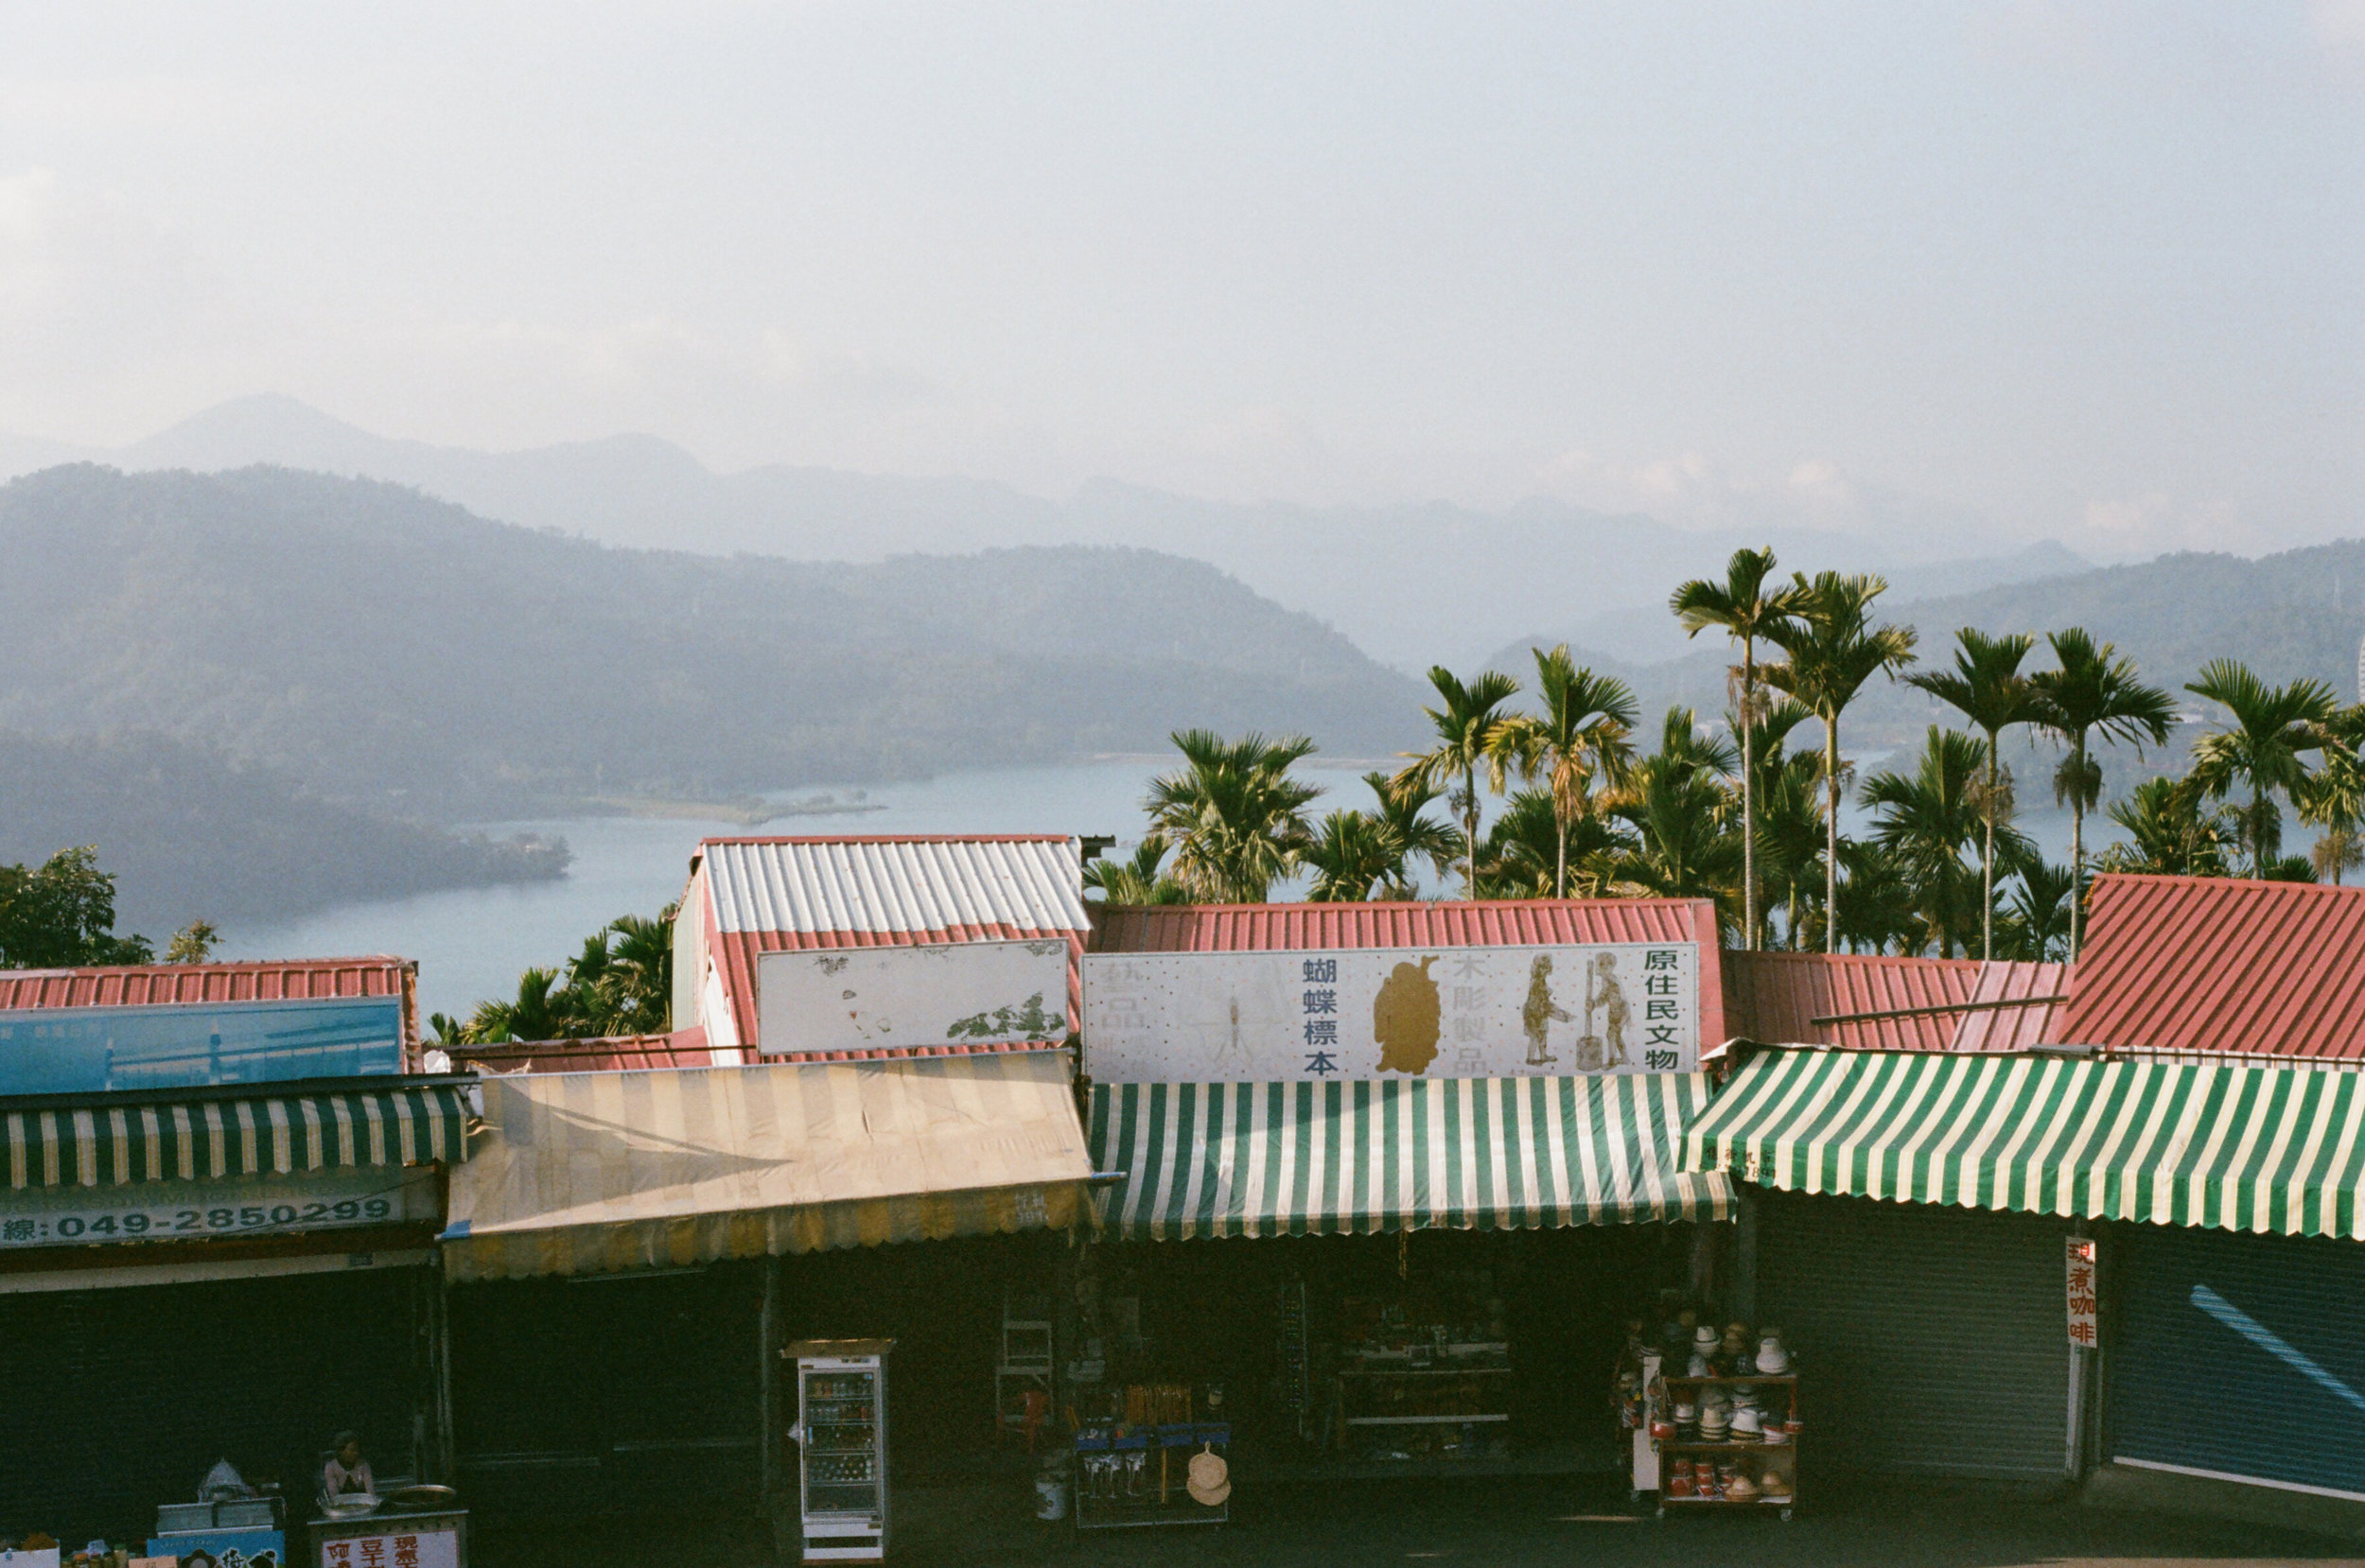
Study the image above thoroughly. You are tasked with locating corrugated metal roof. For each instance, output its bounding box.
[700,836,1089,936]
[2059,873,2365,1060]
[1089,899,1712,952]
[452,1031,719,1074]
[0,959,411,1013]
[1091,898,1727,1047]
[1721,951,2068,1052]
[695,836,1089,1057]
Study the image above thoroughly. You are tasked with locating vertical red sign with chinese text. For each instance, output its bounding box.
[2065,1236,2097,1349]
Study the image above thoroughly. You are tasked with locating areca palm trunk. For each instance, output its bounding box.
[1982,733,1999,961]
[1465,762,1481,897]
[1741,637,1758,949]
[2069,734,2087,959]
[1824,712,1841,953]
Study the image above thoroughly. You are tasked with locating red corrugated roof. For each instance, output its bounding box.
[0,958,412,1012]
[1091,899,1726,1045]
[2059,873,2365,1059]
[713,926,1086,1056]
[1722,951,2069,1051]
[453,1029,716,1074]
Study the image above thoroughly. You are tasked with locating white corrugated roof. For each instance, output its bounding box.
[702,836,1089,936]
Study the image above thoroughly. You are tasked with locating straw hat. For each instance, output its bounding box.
[1186,1446,1230,1507]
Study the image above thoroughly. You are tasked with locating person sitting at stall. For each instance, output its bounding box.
[321,1432,374,1506]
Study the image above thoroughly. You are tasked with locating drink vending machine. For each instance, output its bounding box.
[785,1338,894,1563]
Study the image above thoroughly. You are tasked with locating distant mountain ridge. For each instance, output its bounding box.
[10,394,2095,671]
[1487,539,2365,751]
[0,464,1424,821]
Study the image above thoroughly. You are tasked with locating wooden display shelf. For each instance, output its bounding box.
[1343,1412,1511,1426]
[1340,1367,1514,1377]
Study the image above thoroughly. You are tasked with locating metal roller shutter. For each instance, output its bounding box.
[0,1269,426,1547]
[2111,1225,2365,1499]
[1756,1192,2071,1480]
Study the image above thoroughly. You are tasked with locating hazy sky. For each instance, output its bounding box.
[5,3,2360,555]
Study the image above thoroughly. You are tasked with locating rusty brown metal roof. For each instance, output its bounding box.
[0,958,412,1012]
[1721,950,2068,1052]
[2058,873,2365,1059]
[451,1029,719,1073]
[1090,898,1727,1044]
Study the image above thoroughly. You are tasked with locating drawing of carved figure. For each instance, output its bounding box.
[1374,956,1441,1074]
[1588,952,1630,1069]
[1520,954,1570,1065]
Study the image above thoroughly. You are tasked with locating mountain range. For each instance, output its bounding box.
[4,395,2093,671]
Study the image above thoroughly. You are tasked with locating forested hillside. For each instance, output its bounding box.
[0,465,1425,819]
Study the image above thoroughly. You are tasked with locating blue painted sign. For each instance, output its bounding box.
[0,997,404,1094]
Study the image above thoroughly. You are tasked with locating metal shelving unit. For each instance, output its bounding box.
[1651,1373,1799,1522]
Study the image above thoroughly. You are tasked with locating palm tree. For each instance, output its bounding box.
[2184,660,2339,878]
[1303,810,1407,902]
[1762,572,1918,951]
[1907,629,2038,960]
[2094,778,2238,879]
[595,910,675,1035]
[1083,838,1188,904]
[1671,548,1801,948]
[1147,729,1323,902]
[1363,771,1460,894]
[1994,847,2076,963]
[1483,789,1632,898]
[468,966,572,1043]
[1495,646,1638,897]
[1861,728,2032,958]
[2299,706,2365,886]
[1396,666,1524,898]
[2025,630,2176,957]
[1608,708,1742,918]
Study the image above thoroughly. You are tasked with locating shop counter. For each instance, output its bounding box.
[309,1511,466,1568]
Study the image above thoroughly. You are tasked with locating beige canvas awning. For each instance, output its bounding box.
[442,1051,1092,1281]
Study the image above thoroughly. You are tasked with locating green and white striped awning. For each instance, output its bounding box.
[5,1083,473,1190]
[1684,1048,2365,1242]
[1089,1074,1731,1241]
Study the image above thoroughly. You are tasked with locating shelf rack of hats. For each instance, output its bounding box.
[1648,1323,1797,1520]
[1072,1384,1231,1529]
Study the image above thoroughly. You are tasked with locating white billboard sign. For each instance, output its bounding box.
[758,939,1072,1054]
[1084,942,1699,1082]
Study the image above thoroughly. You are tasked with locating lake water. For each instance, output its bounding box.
[217,757,2109,1021]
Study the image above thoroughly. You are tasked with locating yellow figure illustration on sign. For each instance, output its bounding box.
[1520,954,1570,1065]
[1374,956,1441,1074]
[1578,951,1630,1071]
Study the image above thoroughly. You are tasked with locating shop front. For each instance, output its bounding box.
[0,1077,474,1550]
[1082,1072,1731,1487]
[1684,1045,2365,1497]
[436,1053,1095,1550]
[1077,900,1737,1511]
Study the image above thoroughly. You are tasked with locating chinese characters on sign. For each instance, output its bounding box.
[2066,1236,2097,1349]
[1082,943,1700,1081]
[322,1531,457,1568]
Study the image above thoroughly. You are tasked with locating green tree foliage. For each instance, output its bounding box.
[439,905,677,1044]
[1146,729,1323,903]
[1608,708,1742,919]
[1302,774,1459,902]
[2094,779,2238,879]
[164,920,221,964]
[1762,572,1918,950]
[2025,629,2176,956]
[1395,667,1525,898]
[0,845,155,968]
[1907,628,2039,960]
[2298,706,2365,886]
[1861,728,2033,959]
[2184,659,2340,877]
[1495,647,1638,900]
[1083,839,1189,905]
[1671,547,1803,948]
